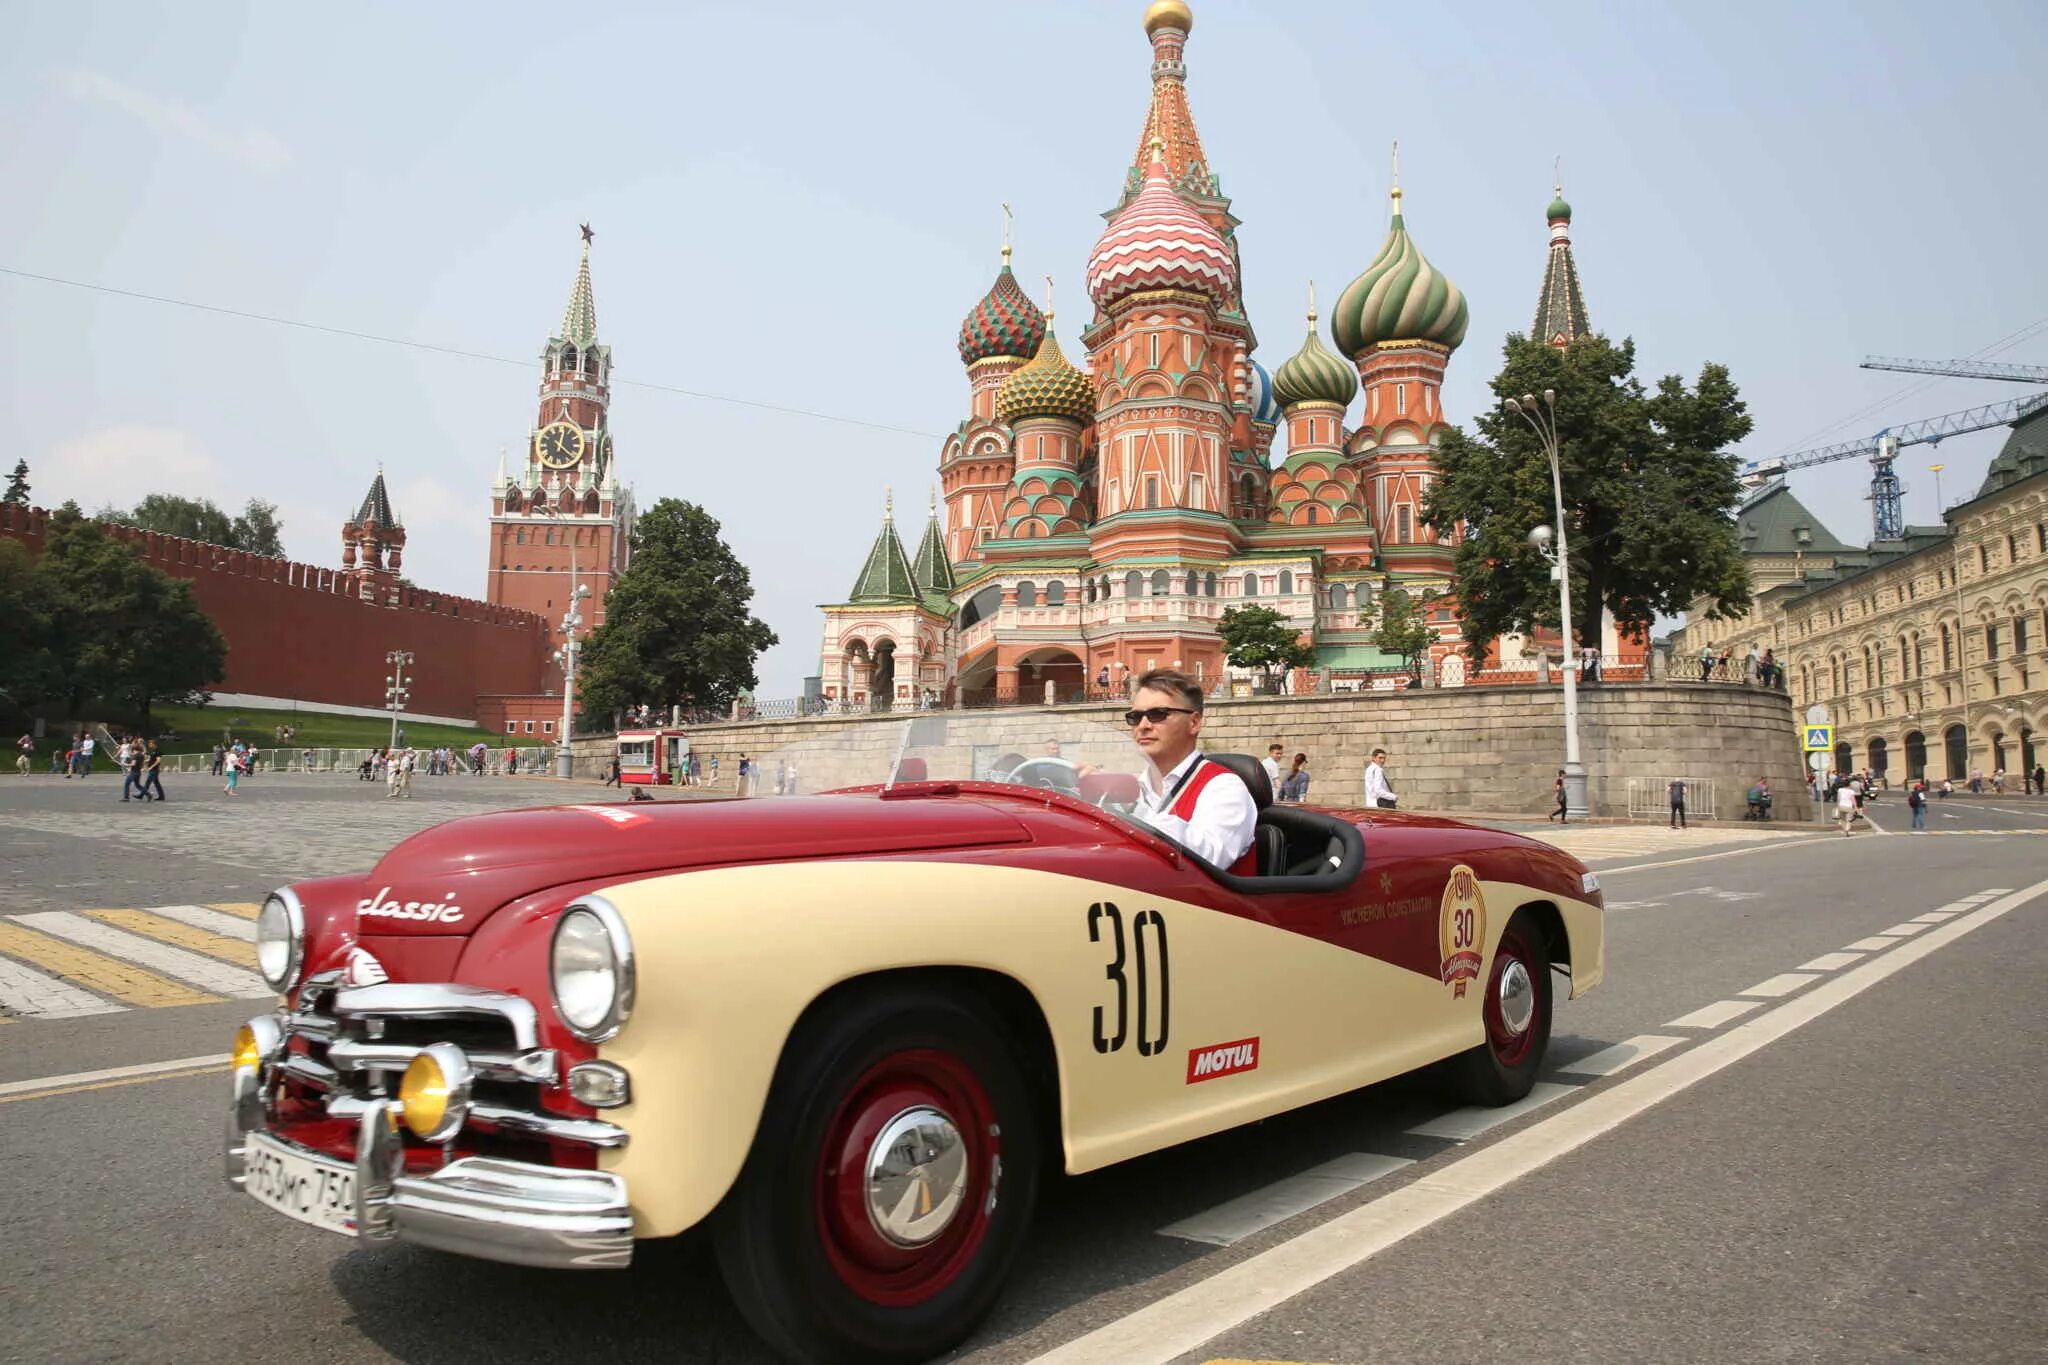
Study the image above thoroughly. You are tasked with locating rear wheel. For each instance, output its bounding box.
[1449,914,1553,1106]
[714,987,1041,1364]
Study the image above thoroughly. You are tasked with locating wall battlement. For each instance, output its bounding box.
[1,504,554,719]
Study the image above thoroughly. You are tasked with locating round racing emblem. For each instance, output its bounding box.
[1438,864,1487,998]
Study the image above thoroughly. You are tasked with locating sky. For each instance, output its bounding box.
[3,0,2044,699]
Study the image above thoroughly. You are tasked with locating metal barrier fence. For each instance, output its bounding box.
[1626,776,1719,821]
[154,746,557,777]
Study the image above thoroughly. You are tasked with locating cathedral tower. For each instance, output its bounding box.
[340,469,404,604]
[942,220,1046,563]
[1532,184,1590,348]
[486,227,634,627]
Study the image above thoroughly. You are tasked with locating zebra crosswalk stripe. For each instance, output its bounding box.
[207,902,264,920]
[0,946,130,1019]
[0,920,220,1011]
[144,904,258,942]
[85,909,257,967]
[10,912,270,998]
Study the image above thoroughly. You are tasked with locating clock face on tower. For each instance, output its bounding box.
[536,422,585,470]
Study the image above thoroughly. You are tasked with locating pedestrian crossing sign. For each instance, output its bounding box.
[1802,724,1834,752]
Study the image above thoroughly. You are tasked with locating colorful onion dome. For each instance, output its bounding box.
[1331,190,1469,356]
[1086,149,1237,310]
[1144,0,1193,35]
[1249,358,1282,426]
[958,265,1047,366]
[1547,191,1572,222]
[1272,303,1358,409]
[997,328,1094,425]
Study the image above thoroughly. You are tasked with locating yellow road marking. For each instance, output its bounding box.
[0,1064,227,1105]
[0,921,221,1008]
[208,902,263,919]
[86,909,256,968]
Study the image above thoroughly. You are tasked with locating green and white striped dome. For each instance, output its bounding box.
[1331,191,1468,356]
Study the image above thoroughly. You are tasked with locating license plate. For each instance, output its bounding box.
[244,1131,359,1237]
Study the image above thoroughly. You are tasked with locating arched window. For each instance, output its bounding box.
[1278,570,1294,594]
[1099,577,1111,602]
[1083,578,1096,604]
[1397,506,1412,543]
[503,489,521,511]
[529,489,547,511]
[1305,504,1321,525]
[1242,572,1258,598]
[1017,580,1037,608]
[1329,585,1348,610]
[1206,572,1218,597]
[1187,570,1200,596]
[1151,569,1170,596]
[516,528,528,545]
[584,491,600,513]
[1941,621,1953,670]
[1046,580,1066,606]
[561,346,579,374]
[1945,724,1969,779]
[1125,570,1143,598]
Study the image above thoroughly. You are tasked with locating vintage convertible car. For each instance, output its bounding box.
[223,715,1603,1363]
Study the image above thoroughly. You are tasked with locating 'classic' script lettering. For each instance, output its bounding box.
[355,886,465,925]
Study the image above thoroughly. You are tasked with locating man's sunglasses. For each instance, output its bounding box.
[1124,706,1196,726]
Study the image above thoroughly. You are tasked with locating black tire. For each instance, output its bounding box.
[714,987,1041,1365]
[1449,913,1553,1106]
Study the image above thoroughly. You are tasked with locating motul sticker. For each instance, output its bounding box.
[1185,1037,1259,1084]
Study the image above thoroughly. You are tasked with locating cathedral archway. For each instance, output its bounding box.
[871,639,897,712]
[1014,647,1085,705]
[1904,731,1926,781]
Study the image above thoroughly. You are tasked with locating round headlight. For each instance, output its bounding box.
[397,1042,472,1144]
[550,899,634,1042]
[255,890,305,994]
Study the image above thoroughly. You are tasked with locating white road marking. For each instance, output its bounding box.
[1665,999,1763,1029]
[1741,972,1821,998]
[140,903,257,941]
[1556,1035,1685,1079]
[1878,922,1930,937]
[1911,910,1963,923]
[1405,1081,1577,1140]
[1592,836,1833,879]
[0,955,126,1019]
[1797,951,1865,971]
[1158,1153,1413,1247]
[0,1053,229,1099]
[9,912,270,997]
[1845,935,1901,952]
[1026,876,2048,1365]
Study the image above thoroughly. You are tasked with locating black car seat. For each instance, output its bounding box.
[1204,753,1285,875]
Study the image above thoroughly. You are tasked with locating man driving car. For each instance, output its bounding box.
[1126,669,1257,874]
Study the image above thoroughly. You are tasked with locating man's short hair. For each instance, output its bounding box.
[1371,748,1387,760]
[1268,742,1283,752]
[1134,668,1203,710]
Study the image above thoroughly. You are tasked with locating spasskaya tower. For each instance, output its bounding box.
[486,226,635,627]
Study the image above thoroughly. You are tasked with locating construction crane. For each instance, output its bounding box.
[1737,391,2048,540]
[1861,355,2048,385]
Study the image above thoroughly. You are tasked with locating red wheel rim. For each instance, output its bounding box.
[814,1048,1000,1308]
[1483,927,1547,1069]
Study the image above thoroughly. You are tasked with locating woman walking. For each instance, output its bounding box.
[222,747,243,797]
[1278,753,1311,803]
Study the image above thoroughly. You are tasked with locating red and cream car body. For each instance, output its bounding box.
[224,720,1603,1363]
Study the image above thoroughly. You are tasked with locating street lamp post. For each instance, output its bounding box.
[1506,390,1588,818]
[384,650,414,751]
[539,505,589,779]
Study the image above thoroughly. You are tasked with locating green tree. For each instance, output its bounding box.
[575,499,777,719]
[2,459,28,506]
[1217,604,1316,690]
[231,499,285,557]
[100,493,286,555]
[1371,587,1435,681]
[0,539,65,709]
[39,513,227,727]
[1423,333,1752,660]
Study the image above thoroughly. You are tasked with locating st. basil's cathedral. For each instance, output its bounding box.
[817,0,1615,710]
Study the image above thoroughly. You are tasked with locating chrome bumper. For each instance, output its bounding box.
[226,1073,633,1270]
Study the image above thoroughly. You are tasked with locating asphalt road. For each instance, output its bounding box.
[1,773,2044,1365]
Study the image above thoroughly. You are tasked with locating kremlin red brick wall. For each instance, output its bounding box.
[1,505,554,722]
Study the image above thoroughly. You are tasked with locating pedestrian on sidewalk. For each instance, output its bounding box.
[1908,780,1927,830]
[76,731,95,776]
[1835,780,1858,835]
[1363,748,1397,809]
[2033,763,2046,797]
[1668,776,1688,829]
[604,755,621,787]
[15,733,32,775]
[140,743,165,801]
[223,748,243,796]
[1548,769,1567,823]
[1278,752,1311,803]
[1262,743,1285,790]
[118,737,140,801]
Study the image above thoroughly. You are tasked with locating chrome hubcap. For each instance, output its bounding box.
[1497,959,1535,1037]
[864,1106,969,1248]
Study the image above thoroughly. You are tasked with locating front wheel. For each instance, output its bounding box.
[1449,915,1553,1106]
[714,988,1041,1364]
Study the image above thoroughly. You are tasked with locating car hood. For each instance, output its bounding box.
[347,794,1033,935]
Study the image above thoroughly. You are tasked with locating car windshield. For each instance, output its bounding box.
[734,711,1159,825]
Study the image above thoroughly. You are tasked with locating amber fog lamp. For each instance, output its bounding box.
[397,1042,473,1144]
[231,1014,280,1076]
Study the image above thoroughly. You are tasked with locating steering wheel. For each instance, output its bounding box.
[1001,757,1083,796]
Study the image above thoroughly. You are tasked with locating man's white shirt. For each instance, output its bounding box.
[1134,749,1258,871]
[1364,759,1396,807]
[1261,755,1282,787]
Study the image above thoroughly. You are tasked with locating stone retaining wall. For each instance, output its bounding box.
[570,682,1810,822]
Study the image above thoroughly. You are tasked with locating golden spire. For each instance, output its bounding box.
[1148,134,1167,168]
[1390,139,1403,211]
[1043,274,1056,321]
[884,486,893,523]
[1144,0,1193,36]
[1001,202,1013,266]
